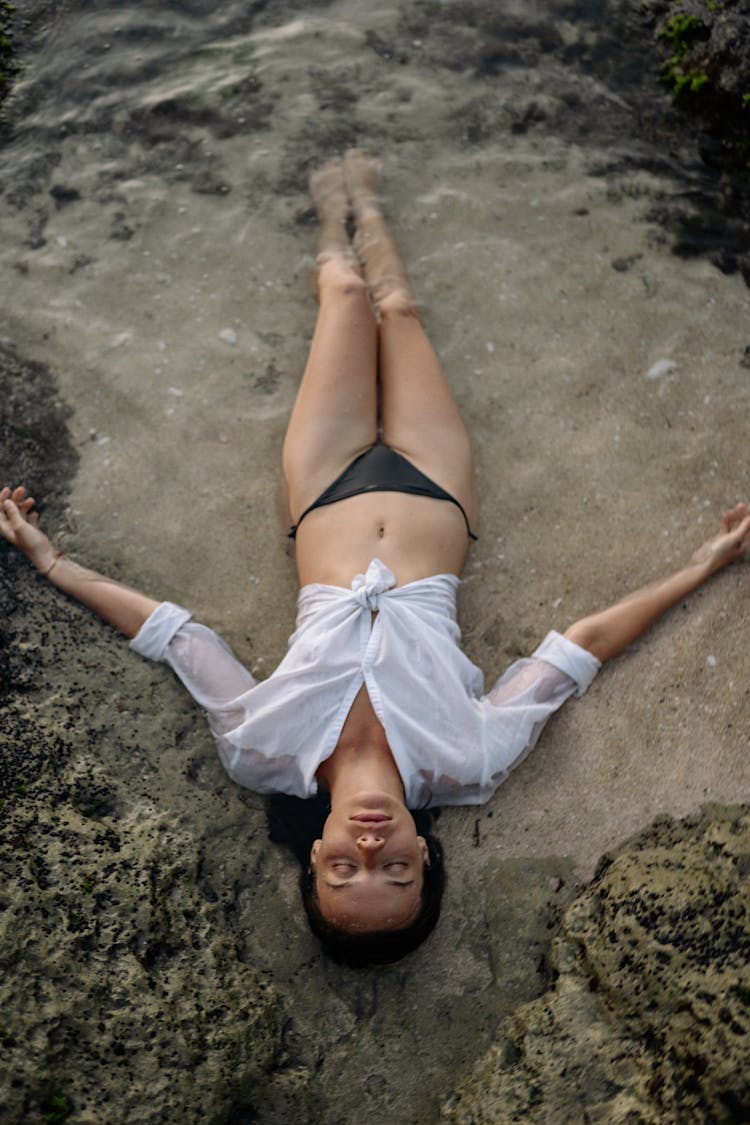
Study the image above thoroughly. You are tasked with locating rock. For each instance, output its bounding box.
[0,777,281,1124]
[645,0,750,142]
[0,342,78,708]
[642,0,750,281]
[443,805,750,1124]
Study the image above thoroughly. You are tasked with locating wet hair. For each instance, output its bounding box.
[266,792,445,968]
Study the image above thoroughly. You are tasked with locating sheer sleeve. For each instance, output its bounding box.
[130,602,257,735]
[481,631,600,791]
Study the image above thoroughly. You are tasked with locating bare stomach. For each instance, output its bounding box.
[293,491,473,587]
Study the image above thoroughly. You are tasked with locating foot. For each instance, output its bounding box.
[343,149,382,217]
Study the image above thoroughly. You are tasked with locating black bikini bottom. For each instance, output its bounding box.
[289,441,477,540]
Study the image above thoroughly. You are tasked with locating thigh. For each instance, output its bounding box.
[282,261,379,521]
[378,295,478,529]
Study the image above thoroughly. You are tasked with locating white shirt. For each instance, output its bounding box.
[130,558,600,808]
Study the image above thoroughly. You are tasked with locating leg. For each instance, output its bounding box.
[282,161,378,522]
[344,151,478,529]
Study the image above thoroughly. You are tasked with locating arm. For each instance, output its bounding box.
[1,486,159,638]
[564,503,750,663]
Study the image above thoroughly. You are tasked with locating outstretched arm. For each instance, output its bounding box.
[563,504,750,663]
[1,486,159,638]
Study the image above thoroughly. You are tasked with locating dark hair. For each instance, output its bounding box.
[267,792,445,968]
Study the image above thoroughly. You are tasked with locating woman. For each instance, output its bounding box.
[2,151,749,966]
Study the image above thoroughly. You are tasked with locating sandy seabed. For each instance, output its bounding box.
[1,1,749,1121]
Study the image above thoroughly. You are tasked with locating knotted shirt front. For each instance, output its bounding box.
[130,558,599,808]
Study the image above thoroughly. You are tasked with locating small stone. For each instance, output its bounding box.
[219,327,237,345]
[50,184,81,209]
[646,359,676,380]
[612,254,642,272]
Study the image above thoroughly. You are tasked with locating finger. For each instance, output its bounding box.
[29,512,40,527]
[11,486,27,502]
[20,497,36,514]
[727,514,750,551]
[0,487,9,502]
[722,504,747,532]
[1,499,24,528]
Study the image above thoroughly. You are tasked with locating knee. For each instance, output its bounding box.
[317,261,368,302]
[378,290,420,320]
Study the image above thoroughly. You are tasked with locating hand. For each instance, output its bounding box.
[691,502,750,574]
[0,486,56,572]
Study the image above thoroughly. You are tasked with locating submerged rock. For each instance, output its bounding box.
[444,804,750,1124]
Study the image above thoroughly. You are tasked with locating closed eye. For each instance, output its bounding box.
[325,879,415,890]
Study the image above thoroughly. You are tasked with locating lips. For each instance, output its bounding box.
[350,814,392,824]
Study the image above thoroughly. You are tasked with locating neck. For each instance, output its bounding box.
[320,741,406,807]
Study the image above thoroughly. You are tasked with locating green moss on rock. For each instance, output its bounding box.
[648,0,750,163]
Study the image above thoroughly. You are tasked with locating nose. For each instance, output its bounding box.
[356,833,385,853]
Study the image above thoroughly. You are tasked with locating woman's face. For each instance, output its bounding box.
[310,795,429,933]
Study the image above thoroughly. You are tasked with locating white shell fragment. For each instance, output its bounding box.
[646,359,676,380]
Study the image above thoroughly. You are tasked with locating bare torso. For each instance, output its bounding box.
[293,491,472,588]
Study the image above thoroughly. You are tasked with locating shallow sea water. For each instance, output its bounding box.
[2,2,750,1122]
